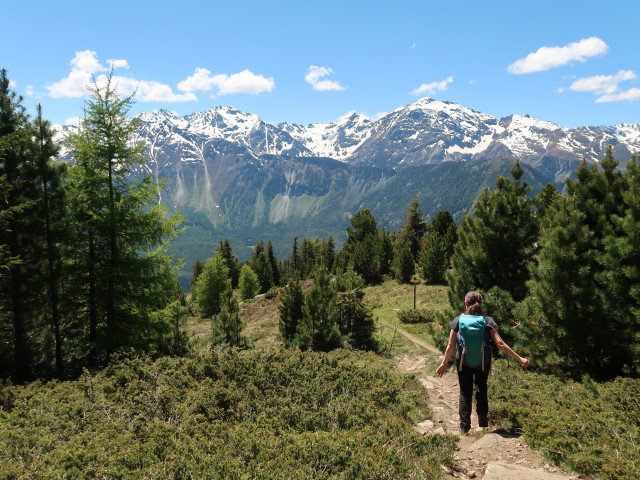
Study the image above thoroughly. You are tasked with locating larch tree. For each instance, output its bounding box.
[65,74,181,365]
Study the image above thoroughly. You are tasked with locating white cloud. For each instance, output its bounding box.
[507,37,608,74]
[305,66,346,91]
[568,70,636,95]
[177,68,275,96]
[411,76,454,96]
[567,70,639,103]
[9,80,17,88]
[47,50,196,102]
[596,88,640,103]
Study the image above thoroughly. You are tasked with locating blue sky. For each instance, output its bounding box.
[3,0,639,128]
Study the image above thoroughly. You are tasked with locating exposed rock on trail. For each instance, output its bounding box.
[397,355,581,480]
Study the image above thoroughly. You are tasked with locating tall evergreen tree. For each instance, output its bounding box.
[190,259,204,291]
[238,264,260,300]
[397,197,427,261]
[515,150,634,377]
[301,267,343,351]
[193,253,230,317]
[300,237,317,278]
[65,74,181,364]
[32,105,67,377]
[318,235,336,272]
[447,162,537,308]
[212,288,248,348]
[419,232,448,284]
[266,240,280,286]
[0,69,38,380]
[217,239,240,289]
[278,274,304,348]
[341,209,382,284]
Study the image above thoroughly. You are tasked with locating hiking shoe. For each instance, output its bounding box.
[460,426,470,435]
[478,415,488,428]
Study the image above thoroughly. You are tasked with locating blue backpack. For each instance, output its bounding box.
[456,315,492,371]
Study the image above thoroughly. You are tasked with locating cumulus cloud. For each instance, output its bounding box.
[568,70,639,103]
[507,37,608,74]
[305,66,346,91]
[411,76,454,96]
[569,70,636,95]
[178,68,275,95]
[596,88,640,103]
[47,50,196,102]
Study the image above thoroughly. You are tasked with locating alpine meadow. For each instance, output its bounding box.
[2,31,640,479]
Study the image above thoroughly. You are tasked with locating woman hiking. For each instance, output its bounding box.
[435,291,530,434]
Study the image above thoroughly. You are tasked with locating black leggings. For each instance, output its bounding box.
[457,363,489,431]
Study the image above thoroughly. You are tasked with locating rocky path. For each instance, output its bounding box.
[396,349,582,480]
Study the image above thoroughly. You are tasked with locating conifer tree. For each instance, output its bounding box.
[397,197,427,261]
[32,105,67,377]
[253,250,273,294]
[278,274,304,348]
[217,239,240,289]
[193,253,230,317]
[428,210,457,262]
[447,162,537,308]
[302,267,343,351]
[238,264,260,300]
[318,235,336,271]
[212,288,248,348]
[300,238,317,278]
[0,69,38,380]
[266,240,280,286]
[190,259,204,291]
[394,244,414,283]
[515,150,634,377]
[335,267,377,351]
[342,209,382,284]
[419,232,448,284]
[65,74,181,364]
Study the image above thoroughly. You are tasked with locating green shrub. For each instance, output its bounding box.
[490,366,640,480]
[397,309,437,324]
[0,349,456,479]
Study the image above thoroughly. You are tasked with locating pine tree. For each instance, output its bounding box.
[266,240,280,286]
[419,232,448,284]
[516,150,635,377]
[217,239,240,289]
[190,259,204,291]
[335,267,377,351]
[238,264,260,300]
[447,162,537,308]
[302,267,343,351]
[394,244,414,283]
[193,253,230,317]
[212,288,248,348]
[32,105,67,377]
[318,235,336,271]
[397,197,427,261]
[342,209,382,284]
[0,69,37,380]
[300,238,317,278]
[278,274,304,348]
[253,251,273,294]
[428,210,457,263]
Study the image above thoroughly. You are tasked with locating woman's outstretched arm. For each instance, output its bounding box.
[489,329,530,368]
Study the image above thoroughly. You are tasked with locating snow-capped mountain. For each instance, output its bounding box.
[128,98,639,171]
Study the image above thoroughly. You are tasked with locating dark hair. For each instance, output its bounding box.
[464,291,483,315]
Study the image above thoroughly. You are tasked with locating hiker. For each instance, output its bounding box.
[435,291,530,434]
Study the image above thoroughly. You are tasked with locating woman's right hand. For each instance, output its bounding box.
[435,363,448,377]
[519,357,530,369]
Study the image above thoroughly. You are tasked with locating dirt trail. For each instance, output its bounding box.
[393,325,581,480]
